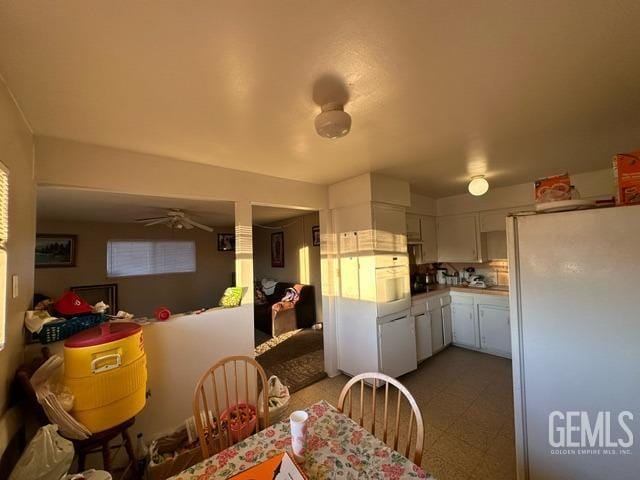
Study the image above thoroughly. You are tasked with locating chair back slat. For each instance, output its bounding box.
[359,380,365,427]
[193,356,269,458]
[337,372,425,465]
[370,378,377,435]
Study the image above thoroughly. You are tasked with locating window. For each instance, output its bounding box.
[0,164,8,351]
[107,240,196,277]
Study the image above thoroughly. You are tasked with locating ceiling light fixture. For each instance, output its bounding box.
[468,175,489,196]
[315,103,351,139]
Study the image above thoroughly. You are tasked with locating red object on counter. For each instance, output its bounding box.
[154,307,171,321]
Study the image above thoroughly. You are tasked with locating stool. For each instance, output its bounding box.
[15,348,138,474]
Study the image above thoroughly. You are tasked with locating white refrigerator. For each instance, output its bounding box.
[507,205,640,480]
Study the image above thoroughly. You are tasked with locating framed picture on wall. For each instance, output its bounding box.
[70,283,118,312]
[271,232,284,268]
[312,225,320,246]
[35,234,77,268]
[217,233,235,251]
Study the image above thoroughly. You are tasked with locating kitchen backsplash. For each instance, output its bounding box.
[415,260,510,287]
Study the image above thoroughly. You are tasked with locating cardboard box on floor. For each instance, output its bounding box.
[146,427,202,480]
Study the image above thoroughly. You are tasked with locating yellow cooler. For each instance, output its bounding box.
[64,322,147,433]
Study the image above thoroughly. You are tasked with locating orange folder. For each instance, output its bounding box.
[230,452,306,480]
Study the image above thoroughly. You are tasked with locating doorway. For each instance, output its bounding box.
[251,205,325,393]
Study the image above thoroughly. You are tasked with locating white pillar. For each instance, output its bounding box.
[319,208,339,376]
[235,201,254,306]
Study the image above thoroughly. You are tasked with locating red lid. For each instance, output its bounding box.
[65,322,141,348]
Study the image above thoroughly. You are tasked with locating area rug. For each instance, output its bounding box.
[254,328,301,355]
[256,328,326,393]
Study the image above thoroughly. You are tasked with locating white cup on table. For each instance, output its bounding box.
[289,410,308,462]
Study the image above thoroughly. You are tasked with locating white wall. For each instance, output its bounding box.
[36,136,327,210]
[35,307,254,440]
[0,81,36,454]
[34,221,235,317]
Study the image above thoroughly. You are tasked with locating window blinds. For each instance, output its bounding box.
[107,240,196,277]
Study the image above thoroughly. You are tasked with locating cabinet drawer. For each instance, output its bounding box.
[426,297,442,311]
[450,294,474,305]
[411,302,426,316]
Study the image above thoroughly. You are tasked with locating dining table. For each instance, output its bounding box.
[170,400,435,479]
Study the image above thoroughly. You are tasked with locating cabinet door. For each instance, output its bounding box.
[430,307,444,353]
[442,304,452,345]
[480,210,508,232]
[379,316,417,378]
[436,215,480,262]
[415,313,433,361]
[451,302,477,347]
[484,231,508,260]
[374,204,407,252]
[478,305,511,355]
[406,214,421,242]
[420,216,438,262]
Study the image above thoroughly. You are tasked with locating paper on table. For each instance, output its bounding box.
[229,452,305,480]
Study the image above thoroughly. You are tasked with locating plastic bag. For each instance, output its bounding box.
[9,424,74,480]
[31,355,91,440]
[258,376,290,425]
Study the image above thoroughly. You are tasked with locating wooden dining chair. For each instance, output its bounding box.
[193,355,270,458]
[337,372,425,465]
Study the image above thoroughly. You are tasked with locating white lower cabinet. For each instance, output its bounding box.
[451,301,478,348]
[415,313,433,361]
[412,291,510,362]
[378,315,417,378]
[450,292,511,358]
[442,303,452,346]
[478,304,511,356]
[430,307,444,353]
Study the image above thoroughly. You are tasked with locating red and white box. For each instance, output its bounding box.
[613,151,640,206]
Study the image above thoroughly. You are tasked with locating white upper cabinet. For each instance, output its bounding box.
[479,210,509,232]
[405,213,437,264]
[372,203,407,252]
[406,214,421,242]
[436,214,482,262]
[420,216,438,263]
[483,231,508,260]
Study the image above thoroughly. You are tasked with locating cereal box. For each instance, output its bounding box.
[534,173,571,203]
[613,151,640,205]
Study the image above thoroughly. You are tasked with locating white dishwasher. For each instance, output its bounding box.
[378,310,417,378]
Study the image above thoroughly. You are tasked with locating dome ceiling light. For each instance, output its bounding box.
[314,102,351,139]
[468,175,489,196]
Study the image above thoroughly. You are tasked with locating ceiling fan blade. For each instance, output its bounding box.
[143,218,169,227]
[135,216,167,222]
[183,217,213,232]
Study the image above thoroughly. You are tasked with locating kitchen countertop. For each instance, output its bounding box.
[411,284,510,301]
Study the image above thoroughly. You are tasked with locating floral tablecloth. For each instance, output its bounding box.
[171,400,435,479]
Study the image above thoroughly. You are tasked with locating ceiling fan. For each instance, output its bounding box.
[135,209,213,232]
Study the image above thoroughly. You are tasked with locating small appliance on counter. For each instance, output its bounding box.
[435,266,448,285]
[411,273,427,294]
[468,274,486,288]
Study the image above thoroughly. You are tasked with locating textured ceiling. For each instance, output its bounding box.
[37,187,309,225]
[2,1,640,196]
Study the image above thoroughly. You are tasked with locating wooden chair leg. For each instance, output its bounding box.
[102,441,112,472]
[122,429,138,474]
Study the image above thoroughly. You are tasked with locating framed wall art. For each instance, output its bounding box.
[271,232,284,268]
